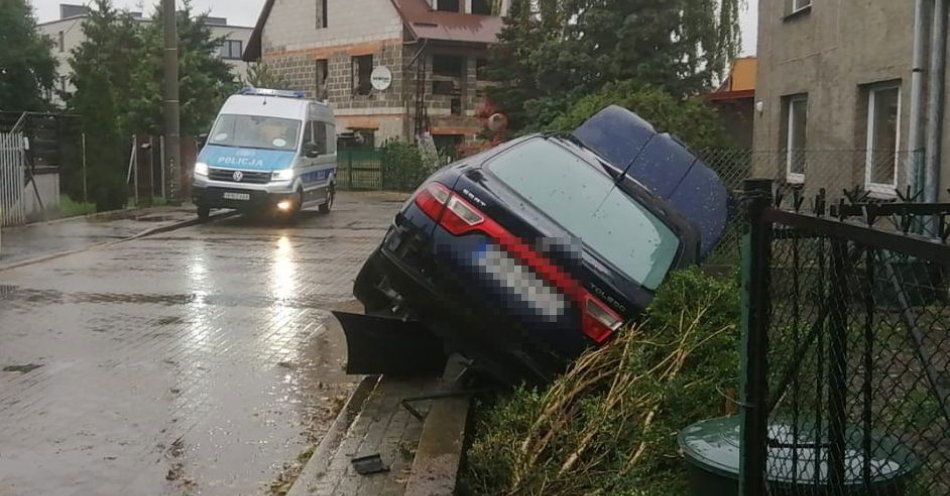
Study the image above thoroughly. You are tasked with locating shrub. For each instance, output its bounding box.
[459,268,740,496]
[546,82,730,150]
[380,141,432,192]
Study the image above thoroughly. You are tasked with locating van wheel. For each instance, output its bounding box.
[197,205,210,220]
[319,183,335,214]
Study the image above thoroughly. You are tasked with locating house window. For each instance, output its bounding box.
[782,95,808,183]
[864,84,901,194]
[352,55,374,96]
[471,0,492,15]
[58,31,65,52]
[433,55,464,78]
[218,40,243,60]
[317,0,328,28]
[788,0,812,15]
[315,59,328,99]
[436,0,460,12]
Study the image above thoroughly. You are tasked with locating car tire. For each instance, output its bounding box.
[197,205,210,220]
[319,183,335,214]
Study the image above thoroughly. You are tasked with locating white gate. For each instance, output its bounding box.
[0,132,27,226]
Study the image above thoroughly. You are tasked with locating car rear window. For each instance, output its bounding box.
[488,137,679,290]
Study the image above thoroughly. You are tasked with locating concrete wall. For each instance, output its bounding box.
[752,1,950,198]
[38,17,85,104]
[23,169,61,222]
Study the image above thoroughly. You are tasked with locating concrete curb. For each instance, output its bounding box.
[0,209,236,273]
[287,375,381,496]
[19,204,191,228]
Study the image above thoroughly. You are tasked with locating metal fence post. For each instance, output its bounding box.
[828,239,849,490]
[739,178,773,496]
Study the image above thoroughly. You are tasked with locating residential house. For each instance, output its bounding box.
[243,0,511,150]
[38,3,253,106]
[754,0,949,200]
[707,57,756,149]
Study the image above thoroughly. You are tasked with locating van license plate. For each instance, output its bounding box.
[223,192,250,201]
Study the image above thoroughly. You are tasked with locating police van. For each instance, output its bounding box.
[192,88,337,219]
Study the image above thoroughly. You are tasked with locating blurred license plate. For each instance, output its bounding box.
[223,192,250,201]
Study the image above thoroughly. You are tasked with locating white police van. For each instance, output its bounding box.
[192,88,337,219]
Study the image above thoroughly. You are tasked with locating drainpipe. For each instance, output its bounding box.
[908,0,928,196]
[925,0,948,205]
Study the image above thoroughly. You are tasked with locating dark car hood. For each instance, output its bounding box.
[572,105,730,258]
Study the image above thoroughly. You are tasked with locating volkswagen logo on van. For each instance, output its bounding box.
[232,170,244,182]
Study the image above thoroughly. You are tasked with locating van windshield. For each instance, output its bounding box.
[208,114,301,151]
[487,137,680,290]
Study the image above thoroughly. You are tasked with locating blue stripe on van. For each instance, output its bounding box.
[198,145,296,171]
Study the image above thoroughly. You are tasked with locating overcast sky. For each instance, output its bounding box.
[29,0,759,54]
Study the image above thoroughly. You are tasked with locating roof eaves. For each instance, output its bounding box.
[243,0,276,62]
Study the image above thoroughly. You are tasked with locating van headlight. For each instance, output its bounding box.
[271,169,294,182]
[194,162,209,177]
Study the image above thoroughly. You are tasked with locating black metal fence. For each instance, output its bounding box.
[740,179,950,496]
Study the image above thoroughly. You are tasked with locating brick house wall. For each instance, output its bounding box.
[258,0,491,146]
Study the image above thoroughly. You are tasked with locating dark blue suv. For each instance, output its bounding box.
[346,106,730,384]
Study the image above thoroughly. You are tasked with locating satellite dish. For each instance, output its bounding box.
[371,66,393,91]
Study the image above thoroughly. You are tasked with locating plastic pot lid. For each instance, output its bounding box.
[678,416,920,486]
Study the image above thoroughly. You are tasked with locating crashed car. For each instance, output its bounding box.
[336,106,730,384]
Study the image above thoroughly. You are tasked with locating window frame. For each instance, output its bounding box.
[219,40,243,60]
[792,0,812,14]
[784,95,808,184]
[864,84,902,196]
[317,0,328,28]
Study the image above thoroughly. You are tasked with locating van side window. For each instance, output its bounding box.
[315,121,328,154]
[302,121,315,148]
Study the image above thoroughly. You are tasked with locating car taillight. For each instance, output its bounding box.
[414,182,451,220]
[441,195,485,234]
[412,181,624,344]
[582,296,624,344]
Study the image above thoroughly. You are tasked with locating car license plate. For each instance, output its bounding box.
[223,192,250,201]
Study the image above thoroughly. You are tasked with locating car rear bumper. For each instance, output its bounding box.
[192,185,296,210]
[354,240,577,385]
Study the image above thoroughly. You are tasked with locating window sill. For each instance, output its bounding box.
[786,173,805,185]
[783,5,812,22]
[866,184,898,199]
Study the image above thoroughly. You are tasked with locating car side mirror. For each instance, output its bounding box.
[305,144,320,158]
[197,133,208,148]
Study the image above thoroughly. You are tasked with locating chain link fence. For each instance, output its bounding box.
[741,181,949,496]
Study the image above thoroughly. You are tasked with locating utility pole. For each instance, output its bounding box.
[163,0,181,205]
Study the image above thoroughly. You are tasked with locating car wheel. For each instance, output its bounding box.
[197,205,210,220]
[319,183,335,214]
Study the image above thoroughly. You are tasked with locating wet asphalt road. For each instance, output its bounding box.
[0,192,405,496]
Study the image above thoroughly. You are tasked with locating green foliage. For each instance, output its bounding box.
[0,0,57,111]
[128,1,239,136]
[546,82,729,149]
[460,268,740,496]
[244,62,289,90]
[68,0,238,209]
[379,141,432,191]
[487,0,741,132]
[68,0,138,210]
[57,195,97,217]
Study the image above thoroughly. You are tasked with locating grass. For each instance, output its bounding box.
[57,195,97,218]
[458,268,741,496]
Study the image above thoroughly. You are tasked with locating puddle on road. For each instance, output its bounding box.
[133,215,179,223]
